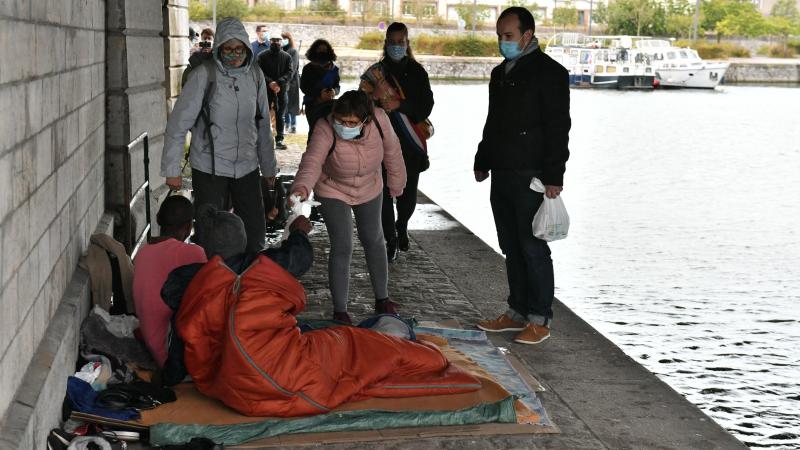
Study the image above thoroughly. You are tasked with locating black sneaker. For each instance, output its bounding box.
[386,237,398,263]
[275,140,287,150]
[397,226,409,252]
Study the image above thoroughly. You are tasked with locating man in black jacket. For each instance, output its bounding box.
[474,7,570,345]
[258,34,294,149]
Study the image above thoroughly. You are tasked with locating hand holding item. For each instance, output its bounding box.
[320,88,335,102]
[287,190,308,206]
[390,188,403,198]
[381,97,400,112]
[544,185,563,199]
[289,215,312,235]
[269,81,281,94]
[166,176,182,190]
[474,171,489,182]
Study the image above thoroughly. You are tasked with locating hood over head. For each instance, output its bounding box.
[212,18,254,73]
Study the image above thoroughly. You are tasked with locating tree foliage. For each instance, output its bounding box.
[453,3,492,29]
[606,0,659,35]
[553,5,579,28]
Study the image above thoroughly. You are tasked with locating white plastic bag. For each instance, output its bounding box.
[281,194,320,241]
[530,178,570,242]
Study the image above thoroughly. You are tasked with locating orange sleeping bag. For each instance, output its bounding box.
[176,255,481,417]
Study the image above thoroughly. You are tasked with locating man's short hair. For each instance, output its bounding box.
[201,28,214,39]
[156,195,193,231]
[256,24,267,32]
[498,7,536,34]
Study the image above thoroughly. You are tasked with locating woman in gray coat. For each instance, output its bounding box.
[161,18,277,253]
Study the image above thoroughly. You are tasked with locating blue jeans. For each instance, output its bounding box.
[284,112,296,127]
[489,170,554,327]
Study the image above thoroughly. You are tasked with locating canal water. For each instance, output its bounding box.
[415,83,800,449]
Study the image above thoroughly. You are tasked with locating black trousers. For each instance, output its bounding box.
[268,88,288,140]
[192,168,265,253]
[382,167,420,241]
[489,170,554,325]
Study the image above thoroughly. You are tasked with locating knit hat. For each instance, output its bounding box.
[194,204,247,260]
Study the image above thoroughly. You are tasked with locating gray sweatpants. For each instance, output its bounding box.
[317,194,389,312]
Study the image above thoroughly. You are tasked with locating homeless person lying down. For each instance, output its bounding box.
[162,205,481,417]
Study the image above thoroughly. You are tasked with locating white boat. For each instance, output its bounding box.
[630,39,729,89]
[545,34,655,90]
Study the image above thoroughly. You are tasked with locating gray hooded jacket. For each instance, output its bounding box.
[162,18,276,179]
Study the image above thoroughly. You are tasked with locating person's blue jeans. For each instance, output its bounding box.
[284,112,297,128]
[489,169,554,327]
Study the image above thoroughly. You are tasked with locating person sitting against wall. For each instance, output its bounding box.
[132,195,207,368]
[159,204,313,386]
[163,205,479,417]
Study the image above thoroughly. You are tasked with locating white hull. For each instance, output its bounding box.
[656,63,730,89]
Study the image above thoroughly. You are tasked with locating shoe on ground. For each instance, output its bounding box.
[290,126,297,133]
[514,323,551,345]
[386,238,399,263]
[397,226,409,252]
[333,311,352,325]
[476,314,526,332]
[275,140,288,150]
[375,298,400,315]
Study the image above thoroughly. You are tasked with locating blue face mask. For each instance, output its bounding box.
[499,39,523,60]
[260,32,270,42]
[333,121,363,140]
[386,45,407,62]
[282,38,289,47]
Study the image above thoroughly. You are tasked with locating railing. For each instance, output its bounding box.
[122,132,152,256]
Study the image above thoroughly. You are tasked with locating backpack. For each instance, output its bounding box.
[184,60,265,176]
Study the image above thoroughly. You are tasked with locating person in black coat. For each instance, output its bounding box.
[474,7,570,345]
[300,39,341,142]
[282,31,301,134]
[360,22,434,262]
[258,34,294,149]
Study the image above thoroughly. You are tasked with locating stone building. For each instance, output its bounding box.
[0,1,188,447]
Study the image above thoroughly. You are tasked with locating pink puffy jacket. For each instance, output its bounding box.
[292,108,406,206]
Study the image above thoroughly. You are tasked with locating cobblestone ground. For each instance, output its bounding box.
[269,220,484,327]
[275,133,484,326]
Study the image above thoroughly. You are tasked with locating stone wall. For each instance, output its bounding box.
[165,0,190,113]
[725,61,800,84]
[0,0,107,438]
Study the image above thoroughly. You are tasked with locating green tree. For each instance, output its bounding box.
[553,4,579,29]
[665,14,695,37]
[453,3,492,30]
[592,2,608,24]
[607,0,660,35]
[216,0,249,19]
[189,0,211,20]
[715,5,769,37]
[770,0,800,20]
[700,0,759,40]
[767,15,800,55]
[310,0,345,17]
[505,0,544,21]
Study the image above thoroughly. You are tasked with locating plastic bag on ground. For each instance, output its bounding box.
[529,177,570,242]
[281,194,320,241]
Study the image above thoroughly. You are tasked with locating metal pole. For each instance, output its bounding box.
[691,0,700,41]
[212,0,217,30]
[588,0,593,35]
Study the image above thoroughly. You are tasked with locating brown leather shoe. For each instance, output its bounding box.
[476,314,526,332]
[513,323,551,345]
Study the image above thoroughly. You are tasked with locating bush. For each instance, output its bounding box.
[674,41,750,59]
[310,0,345,17]
[357,31,386,50]
[216,0,249,19]
[359,33,500,57]
[248,2,285,20]
[787,38,800,54]
[757,43,797,58]
[189,0,211,20]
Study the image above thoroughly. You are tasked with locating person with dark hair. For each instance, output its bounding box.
[258,32,294,150]
[251,24,270,57]
[182,27,216,86]
[474,7,571,345]
[360,22,434,262]
[290,91,406,324]
[300,39,340,139]
[132,195,207,367]
[282,31,301,134]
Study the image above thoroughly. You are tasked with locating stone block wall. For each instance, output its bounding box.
[164,0,190,114]
[0,0,107,433]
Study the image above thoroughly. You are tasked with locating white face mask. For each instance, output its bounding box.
[333,120,364,140]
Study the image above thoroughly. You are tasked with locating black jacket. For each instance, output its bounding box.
[257,46,294,87]
[475,48,571,186]
[380,58,434,172]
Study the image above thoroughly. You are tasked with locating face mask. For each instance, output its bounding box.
[260,32,270,42]
[333,121,363,140]
[282,38,289,47]
[220,52,244,66]
[386,44,407,62]
[499,38,525,60]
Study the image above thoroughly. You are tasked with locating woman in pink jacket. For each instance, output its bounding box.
[291,91,407,324]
